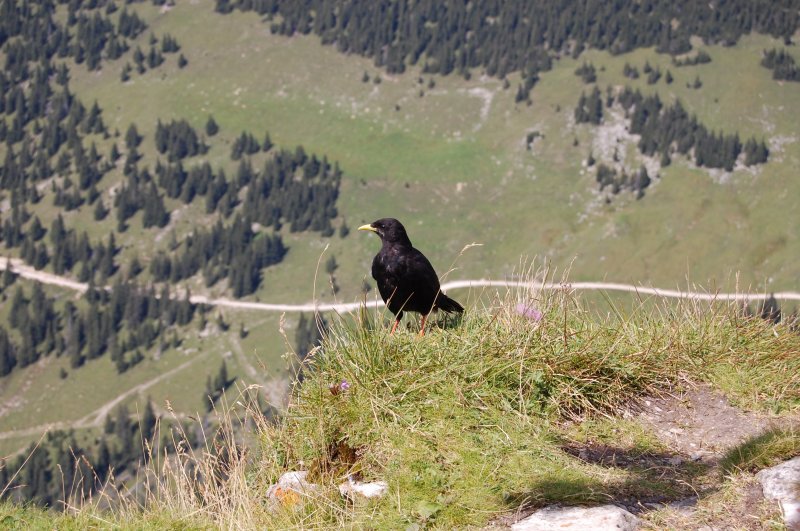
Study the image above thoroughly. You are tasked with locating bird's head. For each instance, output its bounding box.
[358,218,412,247]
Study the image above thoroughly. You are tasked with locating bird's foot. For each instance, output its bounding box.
[418,314,428,336]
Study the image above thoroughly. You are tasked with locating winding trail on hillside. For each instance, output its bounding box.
[2,257,799,314]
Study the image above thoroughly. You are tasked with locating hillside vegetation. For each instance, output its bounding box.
[2,279,799,528]
[0,0,799,515]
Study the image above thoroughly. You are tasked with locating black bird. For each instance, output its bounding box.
[358,218,464,335]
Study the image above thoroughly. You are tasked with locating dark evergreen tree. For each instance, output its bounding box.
[230,131,260,160]
[610,86,763,170]
[674,50,712,67]
[0,328,16,377]
[760,48,800,82]
[574,62,597,83]
[133,46,146,73]
[214,360,229,393]
[325,255,338,275]
[154,119,206,161]
[161,33,181,54]
[295,312,326,361]
[205,115,219,136]
[744,138,770,165]
[125,123,141,150]
[94,198,109,221]
[141,398,157,442]
[574,87,603,125]
[142,182,169,228]
[146,45,164,69]
[118,8,148,39]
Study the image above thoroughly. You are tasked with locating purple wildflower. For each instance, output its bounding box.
[329,380,351,396]
[515,303,543,322]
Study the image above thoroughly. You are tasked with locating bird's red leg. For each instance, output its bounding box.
[419,314,428,336]
[390,319,400,335]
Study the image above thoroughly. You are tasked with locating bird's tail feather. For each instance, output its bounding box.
[436,293,464,314]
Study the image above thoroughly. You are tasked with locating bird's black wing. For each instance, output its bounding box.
[406,247,463,314]
[371,246,407,310]
[405,247,441,288]
[399,247,444,314]
[371,245,440,314]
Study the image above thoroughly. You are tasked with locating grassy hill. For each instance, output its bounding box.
[0,0,799,498]
[1,281,798,529]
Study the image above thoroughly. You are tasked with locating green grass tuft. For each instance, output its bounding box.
[720,428,800,475]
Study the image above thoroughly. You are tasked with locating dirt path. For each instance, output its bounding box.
[1,257,89,293]
[631,383,796,461]
[77,354,207,428]
[0,354,205,442]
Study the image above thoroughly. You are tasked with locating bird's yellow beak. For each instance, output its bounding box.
[358,224,377,233]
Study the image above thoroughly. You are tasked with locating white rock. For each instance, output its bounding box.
[781,502,800,531]
[266,471,319,505]
[511,505,640,531]
[338,476,388,499]
[275,471,314,492]
[756,456,800,530]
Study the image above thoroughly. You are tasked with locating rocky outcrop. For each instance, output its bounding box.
[511,505,640,531]
[756,456,800,530]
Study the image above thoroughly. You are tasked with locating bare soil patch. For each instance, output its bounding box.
[494,383,798,528]
[629,383,792,462]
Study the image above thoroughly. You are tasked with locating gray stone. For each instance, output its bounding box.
[756,456,800,530]
[511,505,640,531]
[668,496,698,510]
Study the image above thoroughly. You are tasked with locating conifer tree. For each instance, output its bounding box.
[0,328,16,376]
[141,398,157,442]
[214,360,229,395]
[205,115,219,136]
[125,123,141,150]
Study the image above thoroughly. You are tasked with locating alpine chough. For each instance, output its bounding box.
[358,218,464,335]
